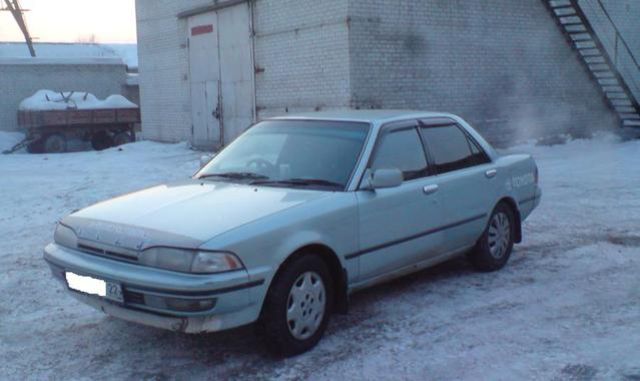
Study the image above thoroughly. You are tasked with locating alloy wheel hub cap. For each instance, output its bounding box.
[286,271,326,340]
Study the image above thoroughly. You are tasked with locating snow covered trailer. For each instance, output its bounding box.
[16,90,141,154]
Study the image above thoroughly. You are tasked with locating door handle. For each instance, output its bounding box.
[485,169,497,178]
[423,184,439,195]
[212,105,221,120]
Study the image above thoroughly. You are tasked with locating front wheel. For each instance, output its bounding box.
[469,203,516,272]
[261,254,333,357]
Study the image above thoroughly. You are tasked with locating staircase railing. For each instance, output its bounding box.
[578,0,640,103]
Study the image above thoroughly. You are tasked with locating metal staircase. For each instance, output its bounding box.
[545,0,640,128]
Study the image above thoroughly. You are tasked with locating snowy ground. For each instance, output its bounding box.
[1,132,639,380]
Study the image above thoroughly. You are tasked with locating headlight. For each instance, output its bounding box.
[138,247,243,274]
[54,223,78,248]
[191,251,243,274]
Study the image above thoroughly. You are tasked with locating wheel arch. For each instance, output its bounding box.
[261,243,349,317]
[497,197,522,243]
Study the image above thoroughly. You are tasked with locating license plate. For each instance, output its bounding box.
[65,272,123,303]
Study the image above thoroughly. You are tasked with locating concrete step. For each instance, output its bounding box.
[550,0,572,7]
[570,33,593,41]
[623,120,640,127]
[560,16,582,25]
[554,7,576,16]
[565,24,587,32]
[579,48,602,57]
[620,113,640,120]
[575,41,597,49]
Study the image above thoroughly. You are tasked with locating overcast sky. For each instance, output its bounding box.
[0,0,136,43]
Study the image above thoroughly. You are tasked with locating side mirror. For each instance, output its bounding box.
[365,168,403,190]
[199,153,216,168]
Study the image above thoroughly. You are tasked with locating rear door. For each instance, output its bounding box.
[419,121,499,253]
[354,121,445,282]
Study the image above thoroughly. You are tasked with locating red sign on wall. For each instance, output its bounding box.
[191,24,214,36]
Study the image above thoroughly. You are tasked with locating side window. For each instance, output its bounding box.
[467,136,491,165]
[420,124,479,173]
[371,128,428,180]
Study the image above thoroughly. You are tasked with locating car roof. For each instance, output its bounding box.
[268,110,456,124]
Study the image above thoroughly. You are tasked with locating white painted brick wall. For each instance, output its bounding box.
[0,62,126,132]
[347,0,618,145]
[135,0,212,143]
[253,0,351,118]
[136,0,626,146]
[136,0,351,142]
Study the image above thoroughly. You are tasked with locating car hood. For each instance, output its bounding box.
[62,180,329,249]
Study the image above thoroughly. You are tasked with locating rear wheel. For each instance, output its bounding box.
[261,254,333,356]
[43,134,67,154]
[113,131,133,146]
[469,203,516,272]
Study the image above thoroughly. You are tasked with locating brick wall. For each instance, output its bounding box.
[136,0,623,146]
[252,0,351,119]
[135,0,211,143]
[136,0,351,143]
[0,60,126,132]
[347,0,618,145]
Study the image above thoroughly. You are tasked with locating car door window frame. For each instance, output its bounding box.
[358,119,433,189]
[418,119,492,175]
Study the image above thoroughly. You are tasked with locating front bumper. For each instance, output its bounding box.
[44,243,265,333]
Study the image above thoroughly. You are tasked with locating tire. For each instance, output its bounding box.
[91,131,114,151]
[43,134,67,154]
[27,139,44,154]
[261,254,333,357]
[113,131,133,146]
[469,202,516,272]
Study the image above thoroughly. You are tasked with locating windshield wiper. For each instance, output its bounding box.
[251,178,343,189]
[198,172,269,180]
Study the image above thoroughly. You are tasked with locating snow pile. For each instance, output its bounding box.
[19,90,138,111]
[0,131,26,152]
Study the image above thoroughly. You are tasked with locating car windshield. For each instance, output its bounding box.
[196,120,370,190]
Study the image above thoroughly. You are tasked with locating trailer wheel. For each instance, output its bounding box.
[91,131,114,151]
[27,139,44,154]
[113,131,133,146]
[43,134,67,154]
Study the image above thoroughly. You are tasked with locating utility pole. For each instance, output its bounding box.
[2,0,36,57]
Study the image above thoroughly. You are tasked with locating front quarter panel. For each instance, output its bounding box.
[198,191,360,307]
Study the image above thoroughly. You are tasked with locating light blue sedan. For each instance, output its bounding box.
[44,110,541,356]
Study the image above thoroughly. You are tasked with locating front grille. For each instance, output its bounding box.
[77,243,138,262]
[123,289,145,305]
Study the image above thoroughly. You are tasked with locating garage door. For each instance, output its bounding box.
[187,4,255,149]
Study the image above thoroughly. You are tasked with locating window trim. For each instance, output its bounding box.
[358,119,431,189]
[417,121,492,175]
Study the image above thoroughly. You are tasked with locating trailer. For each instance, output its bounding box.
[12,90,141,154]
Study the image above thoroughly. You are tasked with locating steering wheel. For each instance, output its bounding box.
[246,158,277,174]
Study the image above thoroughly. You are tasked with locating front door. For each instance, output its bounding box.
[188,5,255,149]
[354,121,445,282]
